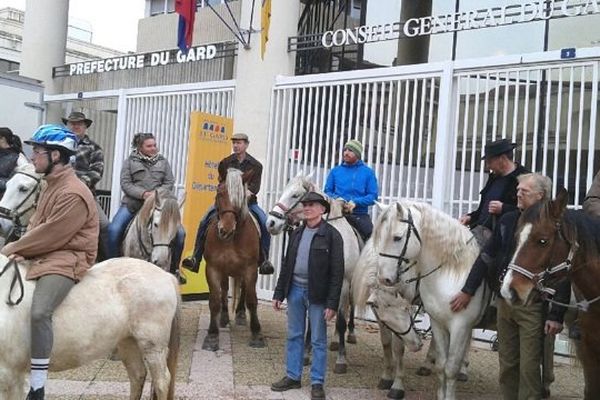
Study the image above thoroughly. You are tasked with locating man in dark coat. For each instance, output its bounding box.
[271,192,344,400]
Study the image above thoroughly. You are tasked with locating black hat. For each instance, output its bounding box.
[481,138,516,159]
[300,192,330,214]
[62,111,92,128]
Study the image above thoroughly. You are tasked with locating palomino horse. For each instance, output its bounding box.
[501,188,600,400]
[266,172,362,373]
[375,201,489,400]
[122,188,181,272]
[202,168,265,351]
[0,256,180,400]
[352,238,423,399]
[0,163,42,243]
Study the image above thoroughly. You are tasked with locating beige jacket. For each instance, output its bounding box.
[2,165,99,281]
[583,171,600,218]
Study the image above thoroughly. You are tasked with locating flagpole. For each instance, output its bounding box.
[246,0,258,47]
[224,0,249,48]
[206,2,248,47]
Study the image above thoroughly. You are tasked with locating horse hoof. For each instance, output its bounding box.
[416,367,432,376]
[333,363,347,374]
[235,315,247,326]
[248,336,266,348]
[346,333,357,344]
[457,372,468,382]
[303,356,310,366]
[387,388,405,399]
[329,342,339,351]
[202,335,219,352]
[219,320,229,328]
[377,379,393,390]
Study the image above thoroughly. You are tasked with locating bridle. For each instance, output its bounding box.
[137,205,172,260]
[0,258,24,306]
[378,208,423,285]
[369,294,420,339]
[0,171,42,240]
[507,220,600,312]
[268,186,311,231]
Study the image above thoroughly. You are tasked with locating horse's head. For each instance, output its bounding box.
[500,188,572,305]
[0,164,42,239]
[366,287,423,352]
[215,168,249,240]
[267,171,315,235]
[375,202,423,296]
[146,189,181,269]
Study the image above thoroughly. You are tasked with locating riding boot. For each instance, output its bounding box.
[182,237,205,273]
[258,247,274,275]
[26,387,44,400]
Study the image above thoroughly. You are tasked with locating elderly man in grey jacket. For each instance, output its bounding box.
[106,133,185,274]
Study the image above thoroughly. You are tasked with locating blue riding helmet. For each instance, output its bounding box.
[24,124,79,155]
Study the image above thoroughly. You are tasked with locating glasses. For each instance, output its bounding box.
[31,150,48,157]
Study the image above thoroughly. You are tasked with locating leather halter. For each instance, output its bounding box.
[136,205,172,260]
[0,171,42,239]
[268,186,312,231]
[378,208,423,285]
[507,221,600,312]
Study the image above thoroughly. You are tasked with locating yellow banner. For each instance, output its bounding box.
[180,111,233,295]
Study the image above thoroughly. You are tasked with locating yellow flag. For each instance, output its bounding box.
[261,0,272,60]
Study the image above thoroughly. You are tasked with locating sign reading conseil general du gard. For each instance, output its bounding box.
[322,0,600,48]
[67,45,217,76]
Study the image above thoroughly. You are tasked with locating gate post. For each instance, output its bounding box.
[431,62,457,213]
[109,88,128,219]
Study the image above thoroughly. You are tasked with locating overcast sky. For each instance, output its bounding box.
[0,0,145,52]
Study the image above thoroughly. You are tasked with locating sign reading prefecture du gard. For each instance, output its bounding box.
[322,0,600,48]
[67,45,217,76]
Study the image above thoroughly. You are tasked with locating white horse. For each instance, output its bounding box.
[266,172,361,373]
[373,201,489,400]
[121,188,181,272]
[0,163,42,243]
[352,238,423,399]
[0,256,180,400]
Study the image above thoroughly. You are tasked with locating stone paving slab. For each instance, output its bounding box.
[42,300,583,399]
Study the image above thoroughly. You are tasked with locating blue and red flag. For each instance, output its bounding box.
[176,0,197,54]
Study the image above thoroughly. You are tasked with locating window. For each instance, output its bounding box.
[0,59,19,74]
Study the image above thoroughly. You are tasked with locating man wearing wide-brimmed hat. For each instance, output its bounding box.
[62,111,109,257]
[271,191,344,400]
[458,138,528,232]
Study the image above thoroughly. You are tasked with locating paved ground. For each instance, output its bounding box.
[43,300,584,399]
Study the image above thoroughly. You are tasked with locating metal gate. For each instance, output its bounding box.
[259,47,600,300]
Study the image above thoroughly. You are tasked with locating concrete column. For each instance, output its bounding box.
[20,0,70,122]
[396,0,432,65]
[232,0,299,176]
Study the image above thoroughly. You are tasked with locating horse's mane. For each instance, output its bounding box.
[375,201,478,275]
[352,238,379,313]
[226,168,248,220]
[158,195,181,236]
[138,190,157,224]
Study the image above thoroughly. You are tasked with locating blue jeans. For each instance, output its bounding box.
[286,284,327,385]
[108,205,185,272]
[107,205,134,258]
[192,203,271,261]
[345,213,373,240]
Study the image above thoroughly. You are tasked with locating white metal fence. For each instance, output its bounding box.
[260,48,600,300]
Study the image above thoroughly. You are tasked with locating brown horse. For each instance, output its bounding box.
[202,168,265,351]
[501,188,599,400]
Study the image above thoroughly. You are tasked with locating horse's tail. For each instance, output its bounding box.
[166,286,181,400]
[232,276,241,316]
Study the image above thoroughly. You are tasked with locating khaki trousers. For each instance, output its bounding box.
[497,298,544,400]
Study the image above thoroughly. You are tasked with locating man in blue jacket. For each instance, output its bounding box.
[324,139,378,240]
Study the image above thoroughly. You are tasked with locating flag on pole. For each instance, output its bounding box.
[176,0,197,54]
[260,0,272,60]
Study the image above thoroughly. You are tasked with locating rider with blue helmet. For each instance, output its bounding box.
[1,124,99,400]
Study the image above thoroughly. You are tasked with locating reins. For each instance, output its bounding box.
[0,258,24,306]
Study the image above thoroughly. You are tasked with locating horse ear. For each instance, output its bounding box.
[295,169,304,178]
[154,190,161,207]
[242,169,255,183]
[375,201,388,211]
[306,170,315,180]
[395,201,405,217]
[550,188,569,219]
